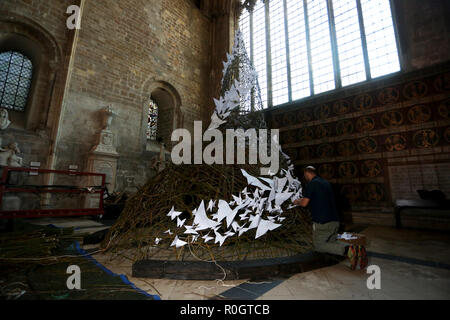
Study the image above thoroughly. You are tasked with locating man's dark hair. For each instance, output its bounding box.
[304,166,316,174]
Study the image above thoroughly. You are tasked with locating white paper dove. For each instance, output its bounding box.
[214,230,228,246]
[207,111,227,131]
[193,201,220,231]
[248,214,262,230]
[164,229,173,235]
[167,206,182,220]
[255,219,282,239]
[216,200,233,222]
[155,238,162,245]
[202,234,214,243]
[170,236,187,248]
[238,227,250,236]
[184,225,199,235]
[241,169,271,191]
[275,192,294,207]
[177,217,186,228]
[207,200,216,212]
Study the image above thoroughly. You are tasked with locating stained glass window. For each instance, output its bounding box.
[240,0,400,108]
[147,99,158,140]
[0,51,33,112]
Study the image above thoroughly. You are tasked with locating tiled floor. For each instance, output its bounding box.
[27,216,450,300]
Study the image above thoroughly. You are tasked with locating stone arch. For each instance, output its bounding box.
[0,11,62,131]
[141,79,183,150]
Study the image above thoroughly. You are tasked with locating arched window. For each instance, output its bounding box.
[147,98,159,141]
[0,51,33,112]
[240,0,400,108]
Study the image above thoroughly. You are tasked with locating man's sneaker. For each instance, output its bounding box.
[347,245,358,270]
[358,245,368,270]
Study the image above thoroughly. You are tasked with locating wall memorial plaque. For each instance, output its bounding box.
[434,72,450,92]
[385,134,407,151]
[357,137,378,154]
[333,100,350,115]
[314,104,331,120]
[403,80,428,99]
[338,162,358,178]
[353,94,373,111]
[336,120,354,136]
[413,129,439,148]
[297,127,315,141]
[316,143,334,158]
[407,104,431,124]
[381,110,404,127]
[356,116,375,132]
[361,160,382,178]
[338,140,356,156]
[438,98,450,119]
[297,109,313,122]
[319,164,335,179]
[315,124,330,139]
[363,184,385,202]
[378,87,399,105]
[341,184,360,202]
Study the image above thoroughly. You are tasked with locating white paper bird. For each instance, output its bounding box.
[193,201,220,231]
[241,169,271,191]
[164,229,173,235]
[216,200,233,222]
[207,200,216,212]
[207,111,227,131]
[154,238,162,245]
[170,236,187,248]
[167,206,182,220]
[177,217,186,228]
[255,219,282,239]
[202,233,214,243]
[214,230,228,246]
[275,192,294,207]
[184,225,199,235]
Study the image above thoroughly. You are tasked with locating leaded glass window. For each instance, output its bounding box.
[240,0,400,108]
[147,99,158,140]
[0,51,33,112]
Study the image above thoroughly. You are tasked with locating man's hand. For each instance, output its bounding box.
[293,198,310,207]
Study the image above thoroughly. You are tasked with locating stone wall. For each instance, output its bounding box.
[56,0,212,192]
[0,0,75,168]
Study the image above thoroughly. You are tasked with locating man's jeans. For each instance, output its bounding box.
[313,221,347,256]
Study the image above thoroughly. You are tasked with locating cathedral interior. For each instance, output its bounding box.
[0,0,449,303]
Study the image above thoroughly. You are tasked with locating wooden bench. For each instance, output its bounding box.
[394,199,450,228]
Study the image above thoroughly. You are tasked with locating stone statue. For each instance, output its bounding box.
[103,105,117,130]
[0,142,23,167]
[0,108,11,130]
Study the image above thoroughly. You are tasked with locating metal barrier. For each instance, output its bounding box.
[0,167,105,219]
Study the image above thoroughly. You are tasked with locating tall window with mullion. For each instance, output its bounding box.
[239,0,400,108]
[0,51,33,112]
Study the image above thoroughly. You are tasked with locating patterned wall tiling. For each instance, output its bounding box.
[269,69,450,207]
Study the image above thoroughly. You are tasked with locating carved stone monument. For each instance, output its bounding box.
[0,108,11,130]
[0,110,21,212]
[85,106,119,209]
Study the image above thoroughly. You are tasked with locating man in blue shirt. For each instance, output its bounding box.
[294,166,367,270]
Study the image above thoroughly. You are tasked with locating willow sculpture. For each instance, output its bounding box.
[101,31,313,262]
